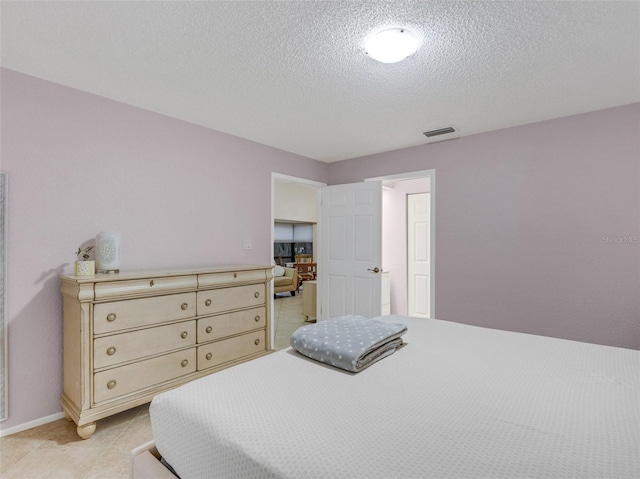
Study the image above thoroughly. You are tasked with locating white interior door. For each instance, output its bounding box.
[407,193,431,318]
[320,181,383,320]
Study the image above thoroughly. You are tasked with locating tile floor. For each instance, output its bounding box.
[0,405,151,478]
[273,290,308,350]
[0,291,308,478]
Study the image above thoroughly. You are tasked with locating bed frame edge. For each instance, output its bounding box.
[130,440,178,479]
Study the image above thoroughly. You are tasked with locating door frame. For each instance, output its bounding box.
[365,169,436,319]
[270,173,325,348]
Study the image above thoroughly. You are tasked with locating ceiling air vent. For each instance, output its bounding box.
[423,127,455,138]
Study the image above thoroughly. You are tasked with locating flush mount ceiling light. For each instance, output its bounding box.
[364,28,419,63]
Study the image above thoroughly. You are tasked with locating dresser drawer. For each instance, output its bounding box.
[198,269,266,288]
[197,330,265,370]
[197,284,265,315]
[94,320,196,369]
[197,307,266,342]
[94,292,196,335]
[94,348,196,404]
[94,275,198,299]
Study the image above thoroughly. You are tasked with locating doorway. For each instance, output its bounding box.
[372,170,434,319]
[271,173,324,349]
[271,170,435,349]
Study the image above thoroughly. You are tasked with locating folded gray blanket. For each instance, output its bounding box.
[290,315,407,372]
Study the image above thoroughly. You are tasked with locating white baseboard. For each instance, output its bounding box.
[0,411,64,437]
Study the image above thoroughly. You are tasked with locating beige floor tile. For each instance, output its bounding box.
[1,444,104,479]
[273,291,307,350]
[81,446,130,479]
[81,406,152,479]
[0,446,34,474]
[109,416,152,454]
[0,405,149,479]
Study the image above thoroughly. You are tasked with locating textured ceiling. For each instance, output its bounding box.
[1,1,639,162]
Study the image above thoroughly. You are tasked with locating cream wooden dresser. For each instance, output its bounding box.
[59,265,273,439]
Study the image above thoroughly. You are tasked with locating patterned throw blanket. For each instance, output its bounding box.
[290,316,407,372]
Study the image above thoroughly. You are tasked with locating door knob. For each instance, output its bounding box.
[367,267,381,273]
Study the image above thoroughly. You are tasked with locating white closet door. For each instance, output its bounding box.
[407,193,431,318]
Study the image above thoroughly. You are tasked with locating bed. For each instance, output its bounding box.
[132,315,640,478]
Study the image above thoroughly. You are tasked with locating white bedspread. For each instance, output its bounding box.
[150,316,640,479]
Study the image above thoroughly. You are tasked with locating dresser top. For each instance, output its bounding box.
[60,264,274,284]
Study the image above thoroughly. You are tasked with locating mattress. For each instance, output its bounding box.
[150,316,640,478]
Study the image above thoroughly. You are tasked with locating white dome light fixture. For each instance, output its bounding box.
[365,28,419,63]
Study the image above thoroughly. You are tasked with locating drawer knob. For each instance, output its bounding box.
[181,331,188,339]
[181,302,188,310]
[205,299,212,307]
[150,280,155,287]
[254,315,260,322]
[106,346,116,356]
[181,359,189,367]
[206,352,212,360]
[205,326,212,334]
[233,273,237,278]
[254,292,260,299]
[106,313,116,322]
[254,338,260,346]
[107,380,117,389]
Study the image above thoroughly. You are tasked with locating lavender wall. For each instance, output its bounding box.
[0,68,328,430]
[329,103,640,350]
[1,67,637,433]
